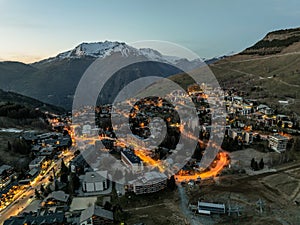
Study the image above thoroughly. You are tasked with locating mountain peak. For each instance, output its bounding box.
[56,41,133,59]
[38,41,207,69]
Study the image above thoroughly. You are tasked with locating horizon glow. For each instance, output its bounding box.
[0,0,299,63]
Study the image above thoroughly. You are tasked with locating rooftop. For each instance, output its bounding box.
[130,171,167,185]
[269,134,289,141]
[121,149,141,164]
[3,212,65,225]
[198,201,226,209]
[44,190,70,203]
[69,196,97,212]
[29,156,46,166]
[83,171,108,183]
[21,132,37,141]
[80,204,113,223]
[28,167,39,177]
[0,165,12,175]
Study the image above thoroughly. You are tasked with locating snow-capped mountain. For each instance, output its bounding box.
[5,41,225,109]
[56,41,135,59]
[42,41,204,70]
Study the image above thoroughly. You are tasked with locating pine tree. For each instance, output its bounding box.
[251,158,255,169]
[61,159,69,183]
[254,161,259,171]
[61,159,69,173]
[61,173,69,184]
[40,184,45,194]
[104,201,112,210]
[7,141,11,151]
[259,158,264,170]
[35,189,40,199]
[167,175,176,190]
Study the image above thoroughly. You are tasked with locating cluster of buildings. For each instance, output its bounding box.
[225,92,295,130]
[222,88,297,153]
[22,131,72,158]
[3,81,299,224]
[15,131,72,185]
[4,210,66,225]
[0,165,16,190]
[70,146,168,196]
[227,128,254,145]
[2,113,116,225]
[4,202,114,225]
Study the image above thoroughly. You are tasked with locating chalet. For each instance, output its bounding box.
[24,167,40,181]
[69,196,97,213]
[42,191,70,207]
[0,165,15,189]
[257,104,274,115]
[31,145,42,154]
[276,114,290,122]
[29,156,46,170]
[39,146,55,157]
[55,137,71,150]
[80,204,114,225]
[70,153,90,173]
[228,129,253,144]
[21,131,38,144]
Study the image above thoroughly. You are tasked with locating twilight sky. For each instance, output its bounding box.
[0,0,299,63]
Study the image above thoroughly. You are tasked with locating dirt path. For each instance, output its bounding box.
[211,64,300,88]
[227,51,300,63]
[277,79,300,88]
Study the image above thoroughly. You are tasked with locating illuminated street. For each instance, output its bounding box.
[174,152,229,182]
[0,148,74,224]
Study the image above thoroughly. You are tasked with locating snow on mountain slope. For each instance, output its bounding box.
[56,41,136,59]
[41,41,206,69]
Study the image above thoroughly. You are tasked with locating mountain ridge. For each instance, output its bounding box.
[210,27,300,115]
[0,89,65,113]
[0,41,207,109]
[0,27,299,113]
[33,40,203,67]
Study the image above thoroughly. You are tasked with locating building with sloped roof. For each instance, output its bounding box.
[29,156,46,170]
[3,211,65,225]
[121,149,143,173]
[82,171,108,193]
[80,204,113,225]
[70,196,97,212]
[42,191,70,207]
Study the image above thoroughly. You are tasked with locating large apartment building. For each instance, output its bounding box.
[126,171,167,195]
[268,134,288,153]
[121,149,144,173]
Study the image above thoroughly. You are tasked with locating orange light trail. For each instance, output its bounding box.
[174,152,229,182]
[133,149,165,172]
